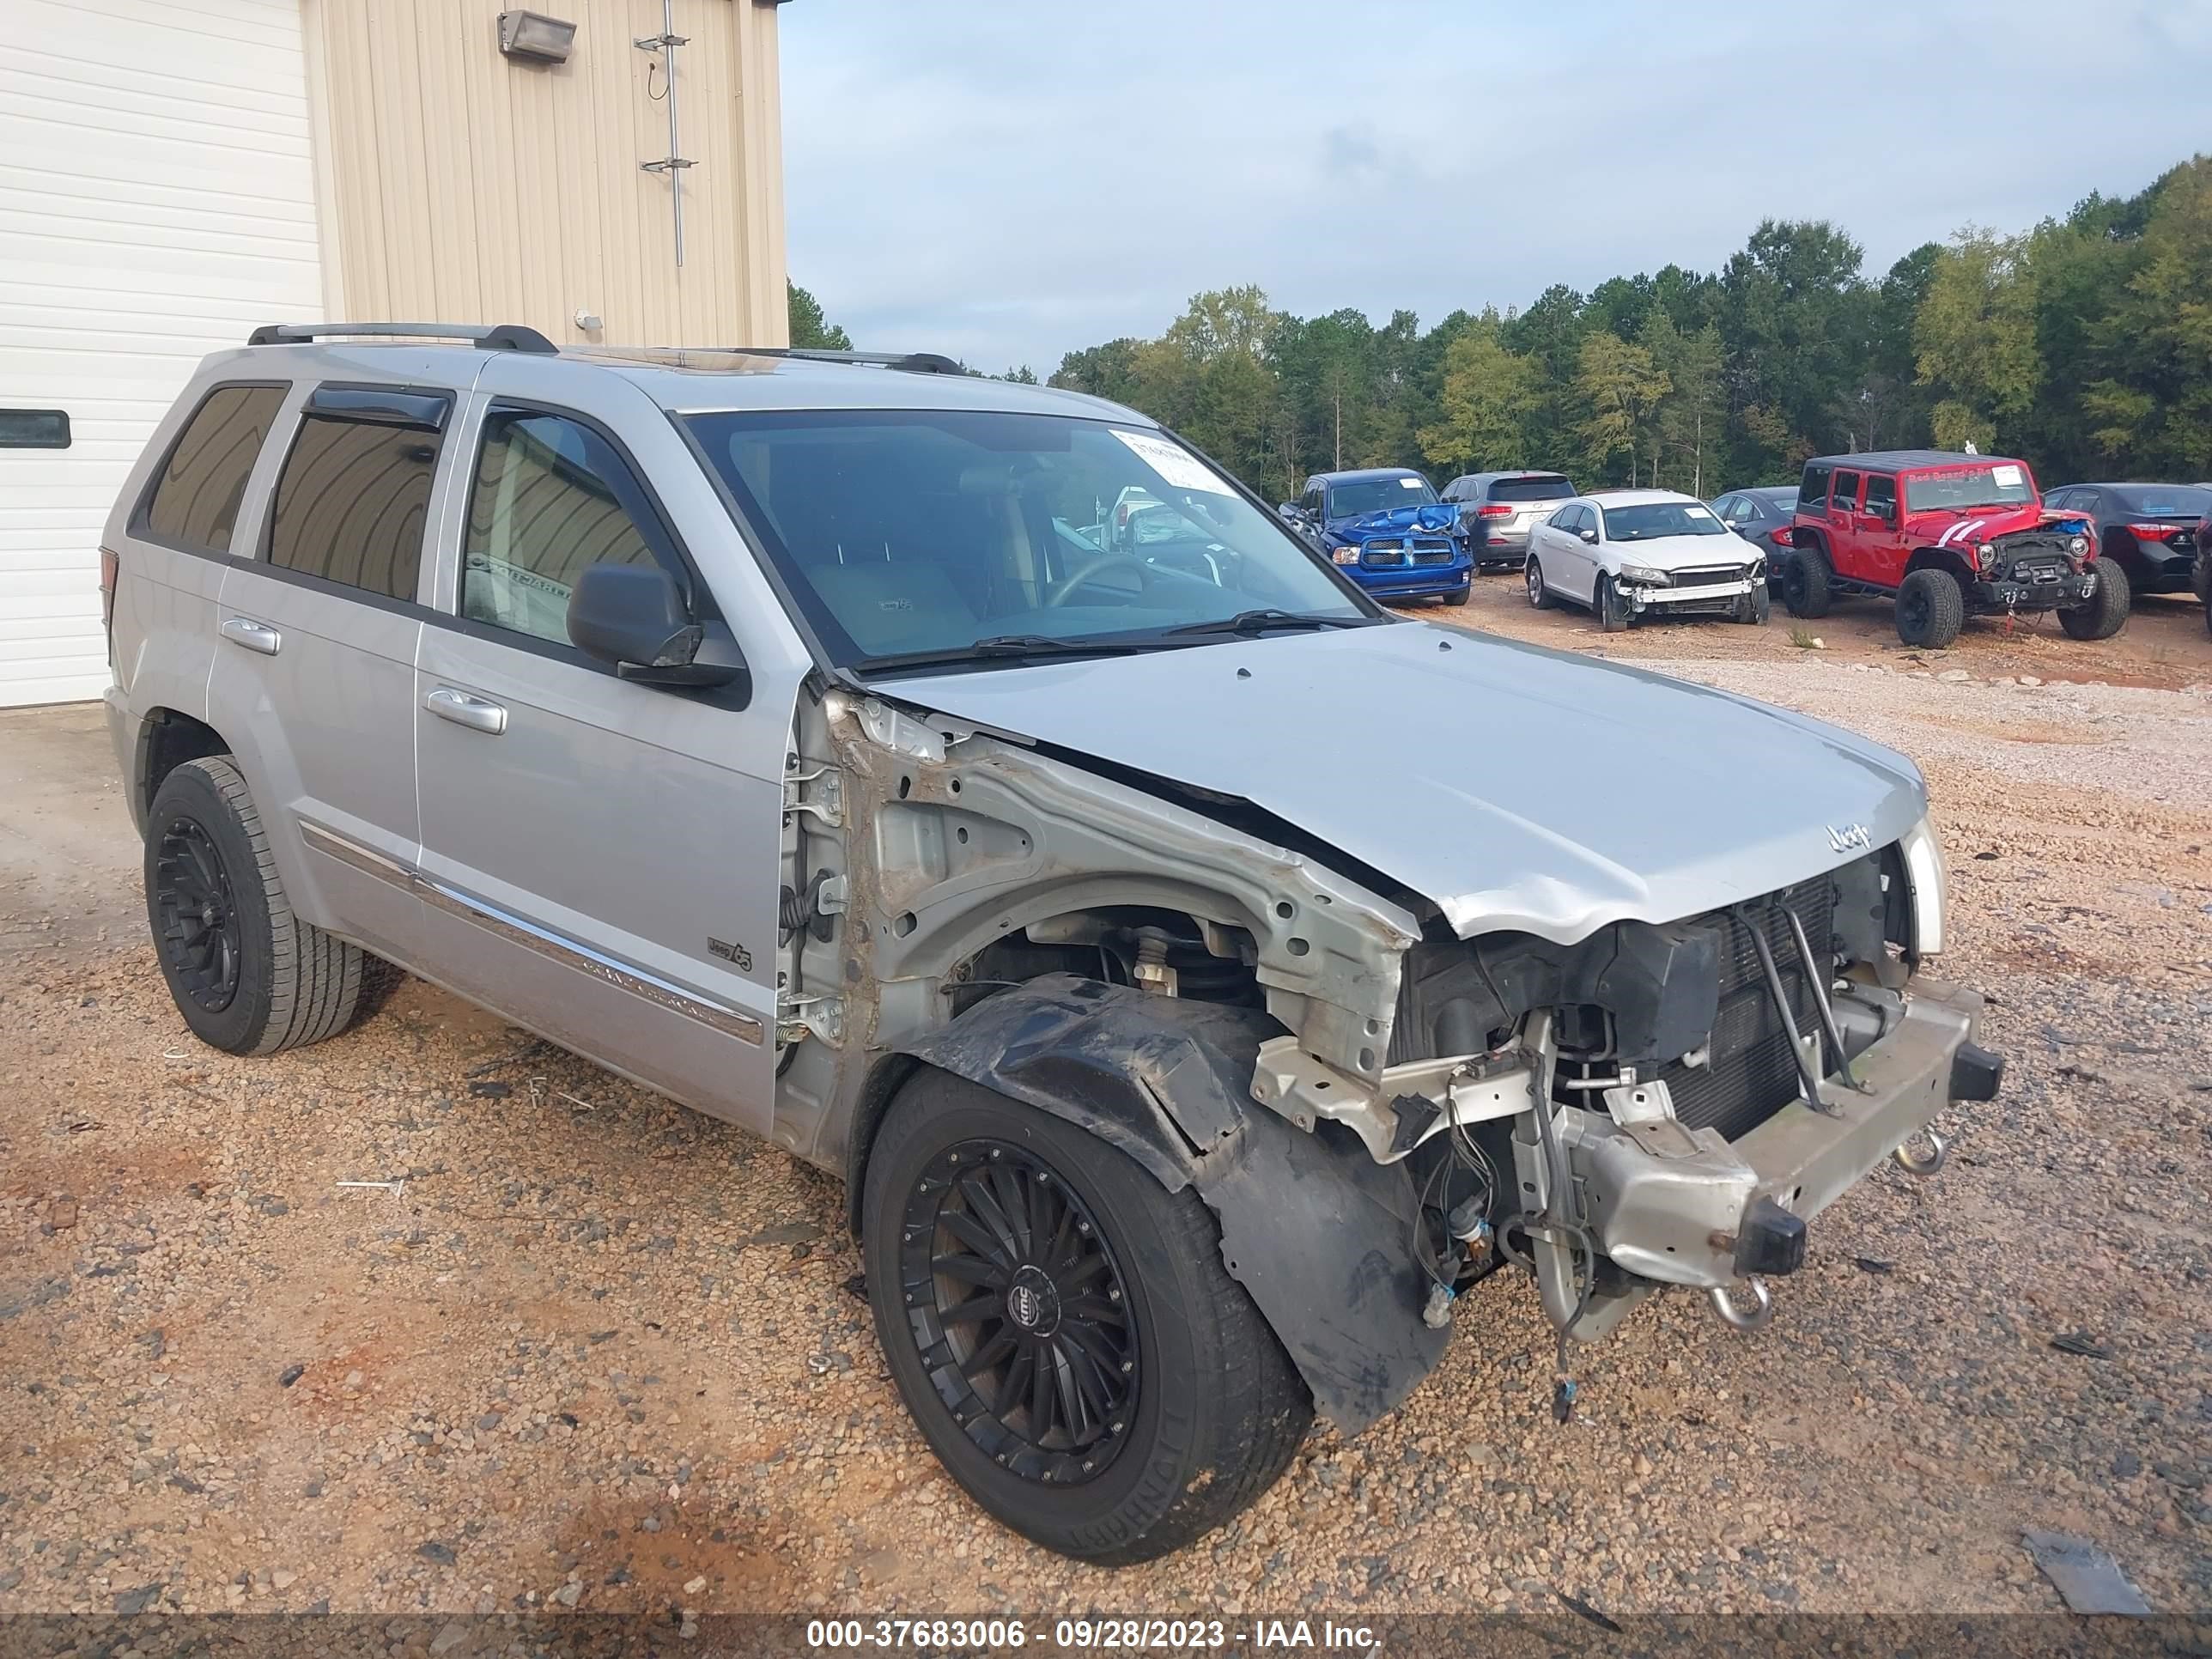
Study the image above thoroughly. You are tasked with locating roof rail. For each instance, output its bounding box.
[246,321,559,354]
[729,347,969,376]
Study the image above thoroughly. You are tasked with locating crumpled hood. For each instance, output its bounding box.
[884,623,1929,942]
[1326,503,1458,540]
[1610,531,1764,570]
[1903,502,2085,547]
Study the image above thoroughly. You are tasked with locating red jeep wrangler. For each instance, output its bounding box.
[1778,450,2129,647]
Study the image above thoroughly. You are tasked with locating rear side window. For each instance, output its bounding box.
[1800,465,1832,509]
[1490,476,1575,503]
[267,405,446,602]
[1829,471,1861,511]
[142,384,287,556]
[462,409,676,646]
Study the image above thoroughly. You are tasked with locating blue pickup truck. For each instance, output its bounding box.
[1281,468,1473,605]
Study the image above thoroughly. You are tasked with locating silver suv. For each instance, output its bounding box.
[103,322,2002,1565]
[1439,469,1578,568]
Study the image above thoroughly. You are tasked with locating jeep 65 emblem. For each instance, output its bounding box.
[1826,822,1872,854]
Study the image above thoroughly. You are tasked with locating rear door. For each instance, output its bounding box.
[408,363,792,1132]
[204,377,447,964]
[1825,470,1863,575]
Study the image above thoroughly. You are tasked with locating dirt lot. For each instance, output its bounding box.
[3,583,2210,1624]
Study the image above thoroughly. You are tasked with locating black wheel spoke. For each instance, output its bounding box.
[154,817,242,1013]
[903,1136,1139,1485]
[932,1252,1006,1289]
[939,1291,1002,1328]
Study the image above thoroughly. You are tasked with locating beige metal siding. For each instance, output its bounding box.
[302,0,786,349]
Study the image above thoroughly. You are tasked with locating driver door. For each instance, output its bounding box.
[410,367,793,1133]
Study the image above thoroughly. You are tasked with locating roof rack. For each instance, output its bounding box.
[727,347,968,376]
[246,321,558,354]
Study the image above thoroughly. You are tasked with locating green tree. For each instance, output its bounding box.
[1575,332,1669,484]
[1416,318,1539,473]
[787,281,851,350]
[1914,228,2039,453]
[1641,313,1725,493]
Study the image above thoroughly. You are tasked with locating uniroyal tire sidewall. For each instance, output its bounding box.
[146,763,276,1054]
[863,1083,1213,1563]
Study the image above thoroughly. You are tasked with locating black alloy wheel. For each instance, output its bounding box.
[899,1138,1139,1486]
[153,817,242,1012]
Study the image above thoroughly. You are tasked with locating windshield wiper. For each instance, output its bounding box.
[856,635,1146,673]
[1161,609,1371,639]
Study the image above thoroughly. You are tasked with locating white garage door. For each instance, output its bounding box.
[0,0,323,708]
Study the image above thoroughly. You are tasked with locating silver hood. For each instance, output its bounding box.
[883,623,1927,942]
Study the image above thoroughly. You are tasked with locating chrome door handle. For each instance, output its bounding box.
[424,685,508,736]
[219,617,282,656]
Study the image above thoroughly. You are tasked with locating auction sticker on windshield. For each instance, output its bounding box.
[1112,428,1232,495]
[1685,504,1714,519]
[1993,464,2024,488]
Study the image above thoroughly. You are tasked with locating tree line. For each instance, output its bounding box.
[1016,155,2212,503]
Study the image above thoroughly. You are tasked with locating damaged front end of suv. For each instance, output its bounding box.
[775,626,2002,1442]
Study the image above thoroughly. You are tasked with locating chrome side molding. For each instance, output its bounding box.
[295,818,763,1046]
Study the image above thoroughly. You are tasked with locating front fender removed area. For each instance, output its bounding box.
[883,975,1449,1433]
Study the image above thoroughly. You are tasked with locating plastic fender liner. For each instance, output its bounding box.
[878,974,1449,1433]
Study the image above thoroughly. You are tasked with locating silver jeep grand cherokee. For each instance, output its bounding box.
[101,322,2002,1565]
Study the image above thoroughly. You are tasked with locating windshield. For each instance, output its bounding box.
[1327,477,1436,518]
[2112,483,2212,519]
[1599,501,1728,541]
[684,410,1370,669]
[1489,476,1575,503]
[1905,464,2035,513]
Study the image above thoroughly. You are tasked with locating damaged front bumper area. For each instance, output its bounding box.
[1571,974,1992,1301]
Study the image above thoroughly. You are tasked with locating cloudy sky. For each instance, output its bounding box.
[780,1,2203,376]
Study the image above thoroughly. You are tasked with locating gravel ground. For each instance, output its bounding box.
[3,593,2209,1623]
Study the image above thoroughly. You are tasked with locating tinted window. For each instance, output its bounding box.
[1328,477,1437,517]
[464,410,673,645]
[1829,472,1861,511]
[684,409,1364,668]
[1600,501,1728,541]
[1863,474,1897,518]
[143,384,287,556]
[1904,464,2036,513]
[1713,495,1746,523]
[1489,475,1575,503]
[2112,483,2212,518]
[1800,465,1832,509]
[267,411,444,601]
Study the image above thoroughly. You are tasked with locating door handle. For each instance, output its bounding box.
[219,617,282,656]
[425,685,508,736]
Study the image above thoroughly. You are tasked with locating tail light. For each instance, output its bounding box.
[1771,527,1794,548]
[2124,522,2184,540]
[100,546,118,639]
[1476,503,1514,519]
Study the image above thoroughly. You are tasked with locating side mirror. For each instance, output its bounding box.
[568,562,746,692]
[1577,526,1600,545]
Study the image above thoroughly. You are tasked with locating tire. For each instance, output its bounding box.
[1439,583,1471,608]
[1595,574,1629,633]
[1778,546,1832,618]
[1895,567,1965,648]
[145,757,391,1056]
[862,1069,1312,1565]
[2059,557,2130,641]
[1735,586,1771,624]
[1525,556,1555,610]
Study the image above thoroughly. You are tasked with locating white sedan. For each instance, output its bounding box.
[1524,489,1771,631]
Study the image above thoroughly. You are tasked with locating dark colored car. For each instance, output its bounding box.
[1284,468,1473,605]
[1438,471,1577,569]
[2040,482,2212,597]
[1780,450,2124,647]
[1711,487,1799,559]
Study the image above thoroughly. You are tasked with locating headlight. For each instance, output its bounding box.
[1899,813,1947,957]
[2069,536,2088,556]
[1616,562,1668,586]
[1331,544,1359,565]
[1747,556,1766,581]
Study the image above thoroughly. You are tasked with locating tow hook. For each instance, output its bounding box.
[1706,1277,1774,1334]
[1894,1128,1948,1176]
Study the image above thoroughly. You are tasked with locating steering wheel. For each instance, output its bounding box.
[1044,552,1158,608]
